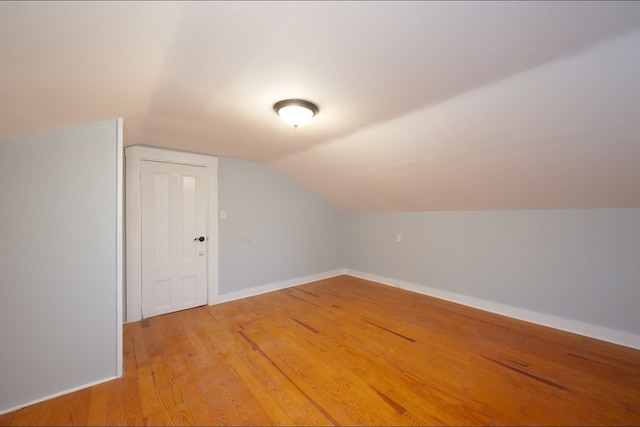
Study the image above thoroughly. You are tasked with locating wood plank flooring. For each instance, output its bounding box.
[2,275,639,426]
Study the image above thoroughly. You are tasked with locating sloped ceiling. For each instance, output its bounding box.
[1,1,639,211]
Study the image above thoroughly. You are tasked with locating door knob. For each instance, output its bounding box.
[194,236,206,242]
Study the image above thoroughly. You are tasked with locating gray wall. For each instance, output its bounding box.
[218,157,344,294]
[0,120,121,412]
[345,209,640,334]
[217,157,639,339]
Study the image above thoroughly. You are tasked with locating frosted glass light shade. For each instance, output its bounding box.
[274,99,318,129]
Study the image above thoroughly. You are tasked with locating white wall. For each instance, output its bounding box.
[0,120,122,413]
[218,157,344,295]
[345,209,640,347]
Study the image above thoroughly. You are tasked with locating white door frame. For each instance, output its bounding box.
[125,146,219,323]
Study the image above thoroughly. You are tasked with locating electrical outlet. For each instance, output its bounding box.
[396,234,402,243]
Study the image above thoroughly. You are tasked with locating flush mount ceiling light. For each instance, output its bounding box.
[273,99,318,129]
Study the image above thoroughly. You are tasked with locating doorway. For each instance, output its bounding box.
[126,146,219,323]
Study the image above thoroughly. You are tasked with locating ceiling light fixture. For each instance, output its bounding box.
[273,99,318,129]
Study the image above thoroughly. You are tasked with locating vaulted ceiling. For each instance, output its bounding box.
[1,1,639,211]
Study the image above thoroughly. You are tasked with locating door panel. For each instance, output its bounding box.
[141,160,208,318]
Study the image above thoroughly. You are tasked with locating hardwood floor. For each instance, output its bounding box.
[2,275,639,426]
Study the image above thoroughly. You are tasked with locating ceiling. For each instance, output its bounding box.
[1,1,639,211]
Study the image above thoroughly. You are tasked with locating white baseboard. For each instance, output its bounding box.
[6,269,634,415]
[0,376,118,416]
[345,269,640,350]
[3,271,347,415]
[213,269,346,305]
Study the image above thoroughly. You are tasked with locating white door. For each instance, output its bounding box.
[140,160,208,318]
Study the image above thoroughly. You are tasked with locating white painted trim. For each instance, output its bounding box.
[115,119,124,377]
[345,269,640,350]
[216,270,346,304]
[0,375,118,416]
[125,146,219,323]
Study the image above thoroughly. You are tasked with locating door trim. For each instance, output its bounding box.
[125,146,219,323]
